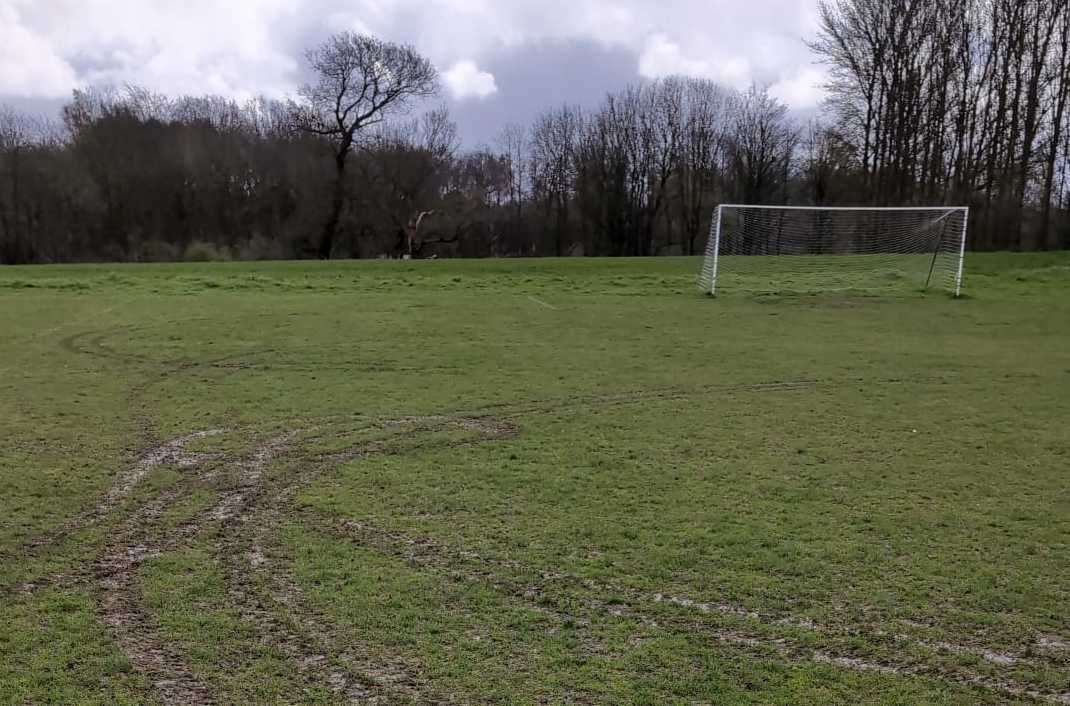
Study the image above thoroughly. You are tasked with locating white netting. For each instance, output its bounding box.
[698,206,968,296]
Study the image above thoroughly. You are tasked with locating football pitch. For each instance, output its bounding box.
[1,254,1068,705]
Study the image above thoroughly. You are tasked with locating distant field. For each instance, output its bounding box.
[1,254,1069,705]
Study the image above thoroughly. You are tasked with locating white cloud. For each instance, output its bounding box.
[1,0,300,100]
[638,34,709,79]
[0,4,77,97]
[443,60,498,99]
[638,34,751,89]
[769,67,826,110]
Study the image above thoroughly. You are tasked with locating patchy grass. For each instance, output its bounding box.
[1,254,1068,704]
[141,548,338,704]
[0,589,147,705]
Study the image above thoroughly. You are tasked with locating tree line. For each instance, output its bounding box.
[812,0,1070,250]
[0,74,795,263]
[1,0,1068,264]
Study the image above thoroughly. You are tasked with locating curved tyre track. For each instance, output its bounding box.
[211,415,521,704]
[82,415,517,704]
[92,431,296,705]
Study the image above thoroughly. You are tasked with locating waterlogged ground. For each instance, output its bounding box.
[1,254,1069,705]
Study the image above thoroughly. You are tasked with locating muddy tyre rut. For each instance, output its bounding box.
[74,415,516,705]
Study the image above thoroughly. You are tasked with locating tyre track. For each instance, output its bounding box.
[210,415,522,704]
[296,509,1070,705]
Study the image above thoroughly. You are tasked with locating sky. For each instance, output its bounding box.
[0,0,827,146]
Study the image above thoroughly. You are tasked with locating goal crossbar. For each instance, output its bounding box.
[700,204,969,297]
[716,204,969,212]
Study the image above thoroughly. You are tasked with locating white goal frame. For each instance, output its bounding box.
[703,204,969,297]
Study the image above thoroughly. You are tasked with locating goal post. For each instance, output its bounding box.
[698,205,969,297]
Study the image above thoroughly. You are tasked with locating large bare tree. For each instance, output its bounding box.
[296,33,437,259]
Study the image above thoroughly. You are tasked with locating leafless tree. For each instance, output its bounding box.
[353,107,458,257]
[1040,3,1070,246]
[530,106,582,255]
[0,107,33,263]
[499,124,529,220]
[812,0,1070,249]
[672,78,734,254]
[296,33,437,258]
[728,85,798,204]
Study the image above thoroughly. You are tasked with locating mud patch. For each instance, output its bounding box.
[94,489,213,704]
[108,430,224,513]
[19,429,224,558]
[207,430,297,522]
[222,480,454,702]
[928,641,1020,666]
[91,431,300,705]
[652,591,1070,701]
[1038,635,1070,652]
[653,593,761,621]
[812,652,900,674]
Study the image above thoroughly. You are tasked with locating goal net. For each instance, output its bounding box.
[698,205,969,296]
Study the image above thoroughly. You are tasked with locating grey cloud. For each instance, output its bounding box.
[448,39,640,147]
[0,96,66,119]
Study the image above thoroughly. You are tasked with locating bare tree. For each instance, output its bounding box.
[729,85,798,204]
[10,14,1070,265]
[0,107,33,263]
[799,119,862,205]
[642,78,684,255]
[353,107,457,257]
[671,78,734,254]
[812,0,1070,249]
[499,124,529,221]
[296,33,437,258]
[530,106,582,255]
[1040,3,1070,247]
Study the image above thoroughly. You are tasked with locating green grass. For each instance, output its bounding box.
[1,254,1068,704]
[710,253,964,294]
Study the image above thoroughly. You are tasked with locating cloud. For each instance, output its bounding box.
[638,34,709,79]
[769,67,826,110]
[443,60,498,100]
[638,34,751,89]
[0,4,78,97]
[0,0,828,135]
[1,0,300,100]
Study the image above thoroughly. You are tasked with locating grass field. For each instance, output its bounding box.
[1,254,1069,705]
[706,253,965,296]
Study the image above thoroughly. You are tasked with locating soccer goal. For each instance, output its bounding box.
[698,205,969,296]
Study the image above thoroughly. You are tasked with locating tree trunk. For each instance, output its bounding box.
[319,153,346,259]
[1040,10,1070,248]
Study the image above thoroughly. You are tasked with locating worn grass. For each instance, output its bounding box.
[1,254,1068,705]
